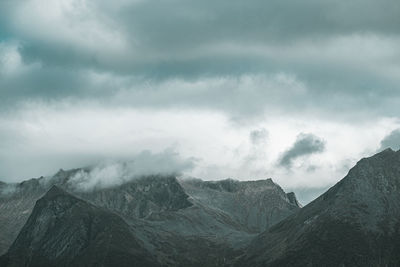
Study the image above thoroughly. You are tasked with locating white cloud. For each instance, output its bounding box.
[68,149,196,191]
[0,42,39,76]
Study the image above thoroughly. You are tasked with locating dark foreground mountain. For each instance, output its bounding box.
[0,186,160,267]
[0,178,47,254]
[235,148,400,266]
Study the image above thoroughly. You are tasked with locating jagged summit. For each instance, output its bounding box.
[286,192,302,208]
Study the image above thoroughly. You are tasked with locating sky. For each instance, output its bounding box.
[1,0,400,203]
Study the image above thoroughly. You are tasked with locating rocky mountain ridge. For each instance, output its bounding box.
[0,169,300,264]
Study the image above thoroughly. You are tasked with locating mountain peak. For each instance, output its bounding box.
[43,185,68,199]
[380,147,395,153]
[3,181,161,267]
[360,147,398,162]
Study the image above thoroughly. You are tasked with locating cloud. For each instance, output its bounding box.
[250,128,269,145]
[0,0,399,122]
[67,149,196,191]
[379,128,400,151]
[279,133,326,168]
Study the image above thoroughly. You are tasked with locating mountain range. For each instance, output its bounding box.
[1,148,400,266]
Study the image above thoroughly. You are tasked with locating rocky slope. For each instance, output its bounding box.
[235,148,400,266]
[0,186,160,267]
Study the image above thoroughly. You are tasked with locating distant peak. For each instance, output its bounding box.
[286,192,302,208]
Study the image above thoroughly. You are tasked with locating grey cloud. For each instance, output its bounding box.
[0,0,399,121]
[380,129,400,151]
[250,128,269,145]
[279,133,325,168]
[120,0,400,49]
[10,0,400,70]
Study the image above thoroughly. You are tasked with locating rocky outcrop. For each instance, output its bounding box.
[286,192,302,208]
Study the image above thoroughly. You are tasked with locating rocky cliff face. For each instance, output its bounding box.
[0,186,160,267]
[236,148,400,267]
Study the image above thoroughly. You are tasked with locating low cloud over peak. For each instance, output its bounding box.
[67,149,196,191]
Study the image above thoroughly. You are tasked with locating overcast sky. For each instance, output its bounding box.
[1,0,400,203]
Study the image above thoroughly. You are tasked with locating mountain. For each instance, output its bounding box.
[236,148,400,266]
[0,178,47,255]
[70,174,193,219]
[3,149,400,266]
[179,178,300,232]
[0,169,300,265]
[0,186,160,267]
